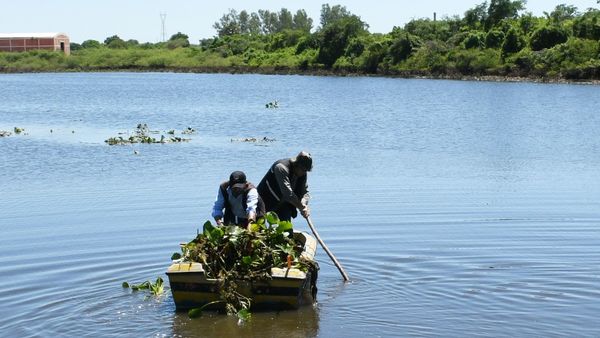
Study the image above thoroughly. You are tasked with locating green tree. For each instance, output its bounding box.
[278,8,294,31]
[248,12,262,35]
[293,9,313,32]
[320,4,352,28]
[317,16,368,67]
[485,30,505,48]
[104,35,126,48]
[168,32,190,48]
[544,4,578,24]
[464,2,488,29]
[573,9,600,40]
[404,18,454,42]
[239,10,250,34]
[259,10,279,34]
[530,25,568,51]
[501,27,525,57]
[81,39,101,49]
[214,9,241,37]
[485,0,527,29]
[389,33,420,63]
[464,32,486,49]
[70,42,82,51]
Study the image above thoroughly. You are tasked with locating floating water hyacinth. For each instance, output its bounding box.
[105,123,191,145]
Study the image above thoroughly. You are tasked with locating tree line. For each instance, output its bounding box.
[1,1,600,80]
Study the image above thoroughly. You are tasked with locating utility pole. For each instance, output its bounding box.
[160,12,167,42]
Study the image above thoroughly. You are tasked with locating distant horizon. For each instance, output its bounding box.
[1,0,598,43]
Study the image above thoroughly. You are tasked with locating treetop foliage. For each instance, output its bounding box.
[5,2,600,80]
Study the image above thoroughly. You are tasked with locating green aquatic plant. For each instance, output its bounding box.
[104,124,191,145]
[122,276,164,296]
[13,127,24,134]
[177,212,313,318]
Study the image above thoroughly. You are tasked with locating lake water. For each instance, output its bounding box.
[1,72,599,337]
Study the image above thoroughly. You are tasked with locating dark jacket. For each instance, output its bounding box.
[257,158,308,219]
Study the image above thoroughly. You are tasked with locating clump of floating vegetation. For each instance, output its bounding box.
[122,276,164,296]
[265,100,279,108]
[1,127,27,137]
[105,123,192,145]
[176,212,316,319]
[230,136,276,143]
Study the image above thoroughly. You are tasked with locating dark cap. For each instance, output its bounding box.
[229,171,247,187]
[292,151,312,171]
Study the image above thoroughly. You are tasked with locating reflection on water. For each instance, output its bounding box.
[1,73,600,337]
[170,306,319,338]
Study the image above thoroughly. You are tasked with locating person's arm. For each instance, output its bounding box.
[211,187,226,225]
[273,163,304,210]
[298,175,310,218]
[245,188,258,221]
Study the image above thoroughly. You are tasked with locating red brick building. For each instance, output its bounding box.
[0,33,70,55]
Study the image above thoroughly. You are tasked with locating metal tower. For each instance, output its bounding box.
[160,13,167,42]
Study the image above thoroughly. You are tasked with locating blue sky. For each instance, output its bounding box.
[1,1,598,43]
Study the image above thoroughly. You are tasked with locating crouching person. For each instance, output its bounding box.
[212,171,265,228]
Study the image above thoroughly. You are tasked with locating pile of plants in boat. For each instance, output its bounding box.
[105,123,191,145]
[173,212,315,318]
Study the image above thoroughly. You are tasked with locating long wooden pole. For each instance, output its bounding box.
[305,216,350,282]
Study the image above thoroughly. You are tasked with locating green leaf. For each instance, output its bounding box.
[237,308,251,321]
[276,220,293,234]
[171,252,182,260]
[203,220,215,234]
[265,212,279,225]
[150,277,164,295]
[249,222,261,232]
[242,256,252,265]
[122,282,130,288]
[208,227,224,243]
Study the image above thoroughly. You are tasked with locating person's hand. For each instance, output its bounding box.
[300,204,310,218]
[215,218,224,226]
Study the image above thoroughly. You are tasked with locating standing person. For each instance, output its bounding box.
[257,151,312,222]
[212,171,264,227]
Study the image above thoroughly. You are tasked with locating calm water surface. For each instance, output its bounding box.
[1,73,599,337]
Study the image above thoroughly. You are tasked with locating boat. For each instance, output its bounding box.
[166,230,319,311]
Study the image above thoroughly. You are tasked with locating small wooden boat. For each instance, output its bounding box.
[166,231,318,310]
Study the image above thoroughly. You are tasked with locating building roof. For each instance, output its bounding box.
[0,32,68,39]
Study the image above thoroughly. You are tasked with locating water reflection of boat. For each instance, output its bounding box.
[166,231,319,310]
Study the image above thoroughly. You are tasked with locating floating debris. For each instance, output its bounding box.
[265,100,279,108]
[13,127,24,134]
[0,130,12,137]
[181,127,196,135]
[231,136,276,143]
[105,124,191,145]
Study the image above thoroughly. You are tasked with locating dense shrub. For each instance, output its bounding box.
[463,32,486,49]
[530,25,569,51]
[485,30,505,48]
